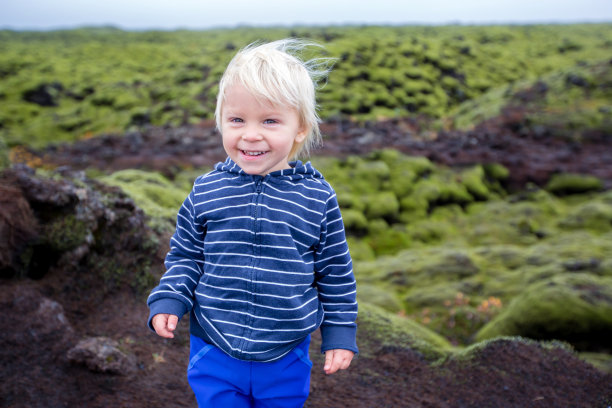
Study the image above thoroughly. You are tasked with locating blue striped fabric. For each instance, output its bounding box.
[147,158,358,362]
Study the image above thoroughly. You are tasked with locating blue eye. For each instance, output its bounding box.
[264,119,277,124]
[230,118,243,123]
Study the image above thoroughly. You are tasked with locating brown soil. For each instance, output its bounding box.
[2,110,612,407]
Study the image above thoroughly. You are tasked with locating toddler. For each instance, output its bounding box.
[147,39,358,407]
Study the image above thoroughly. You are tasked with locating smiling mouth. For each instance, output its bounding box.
[241,150,267,156]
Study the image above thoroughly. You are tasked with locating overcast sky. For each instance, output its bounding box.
[2,0,611,30]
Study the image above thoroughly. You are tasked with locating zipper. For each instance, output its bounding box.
[242,176,264,353]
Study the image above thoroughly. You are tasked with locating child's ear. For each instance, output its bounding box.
[295,126,308,144]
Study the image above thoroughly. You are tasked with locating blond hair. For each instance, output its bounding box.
[215,39,333,159]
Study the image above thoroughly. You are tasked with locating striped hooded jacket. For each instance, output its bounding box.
[147,158,358,362]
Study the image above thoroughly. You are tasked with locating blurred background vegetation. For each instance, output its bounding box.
[1,24,610,147]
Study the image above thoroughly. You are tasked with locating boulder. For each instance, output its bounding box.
[476,273,612,350]
[67,337,137,375]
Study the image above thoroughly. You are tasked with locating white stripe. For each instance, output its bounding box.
[323,320,356,325]
[195,174,241,187]
[212,319,316,333]
[198,203,253,215]
[170,237,201,254]
[259,204,319,228]
[204,261,313,276]
[324,310,358,314]
[261,192,323,217]
[200,282,317,300]
[317,261,352,274]
[259,218,319,240]
[205,252,313,264]
[316,281,355,287]
[322,301,358,307]
[196,291,317,310]
[263,182,326,205]
[161,270,199,285]
[148,289,193,306]
[177,224,202,244]
[206,229,255,235]
[201,305,318,322]
[319,289,357,297]
[205,241,298,251]
[194,192,254,207]
[194,183,254,197]
[205,273,313,287]
[224,333,306,344]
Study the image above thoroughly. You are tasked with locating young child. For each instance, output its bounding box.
[147,39,358,407]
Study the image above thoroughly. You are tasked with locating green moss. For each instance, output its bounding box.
[99,169,188,229]
[421,251,479,278]
[546,173,604,195]
[342,209,369,232]
[483,163,510,182]
[476,273,612,344]
[460,166,490,200]
[364,191,399,220]
[347,237,376,262]
[357,302,453,360]
[357,284,403,313]
[578,351,612,374]
[559,201,612,233]
[364,223,412,256]
[42,214,89,252]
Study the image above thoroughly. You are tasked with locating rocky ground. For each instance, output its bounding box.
[2,109,612,407]
[35,105,612,192]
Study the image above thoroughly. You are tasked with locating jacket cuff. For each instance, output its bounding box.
[147,298,189,331]
[320,325,359,355]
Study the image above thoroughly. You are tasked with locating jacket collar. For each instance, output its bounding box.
[215,157,323,181]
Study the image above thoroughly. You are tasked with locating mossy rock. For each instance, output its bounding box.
[356,284,403,313]
[546,173,603,195]
[483,163,510,182]
[356,302,453,360]
[364,223,412,256]
[399,195,429,221]
[460,166,490,200]
[420,251,479,279]
[342,209,369,232]
[474,245,527,270]
[475,273,612,350]
[408,220,449,244]
[413,177,474,209]
[99,169,188,229]
[404,281,472,309]
[448,336,573,363]
[336,191,367,212]
[346,237,375,262]
[559,201,612,233]
[41,214,89,252]
[364,191,400,220]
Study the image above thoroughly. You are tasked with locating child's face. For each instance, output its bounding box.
[220,84,307,176]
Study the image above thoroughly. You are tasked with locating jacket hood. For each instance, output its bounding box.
[214,157,324,181]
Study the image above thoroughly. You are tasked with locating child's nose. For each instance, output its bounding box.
[241,126,263,141]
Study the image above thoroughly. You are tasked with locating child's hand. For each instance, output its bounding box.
[323,349,354,375]
[152,313,179,338]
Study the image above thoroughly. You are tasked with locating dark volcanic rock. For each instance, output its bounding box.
[34,113,612,191]
[67,337,137,375]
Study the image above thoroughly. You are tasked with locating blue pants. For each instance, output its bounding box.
[187,335,312,408]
